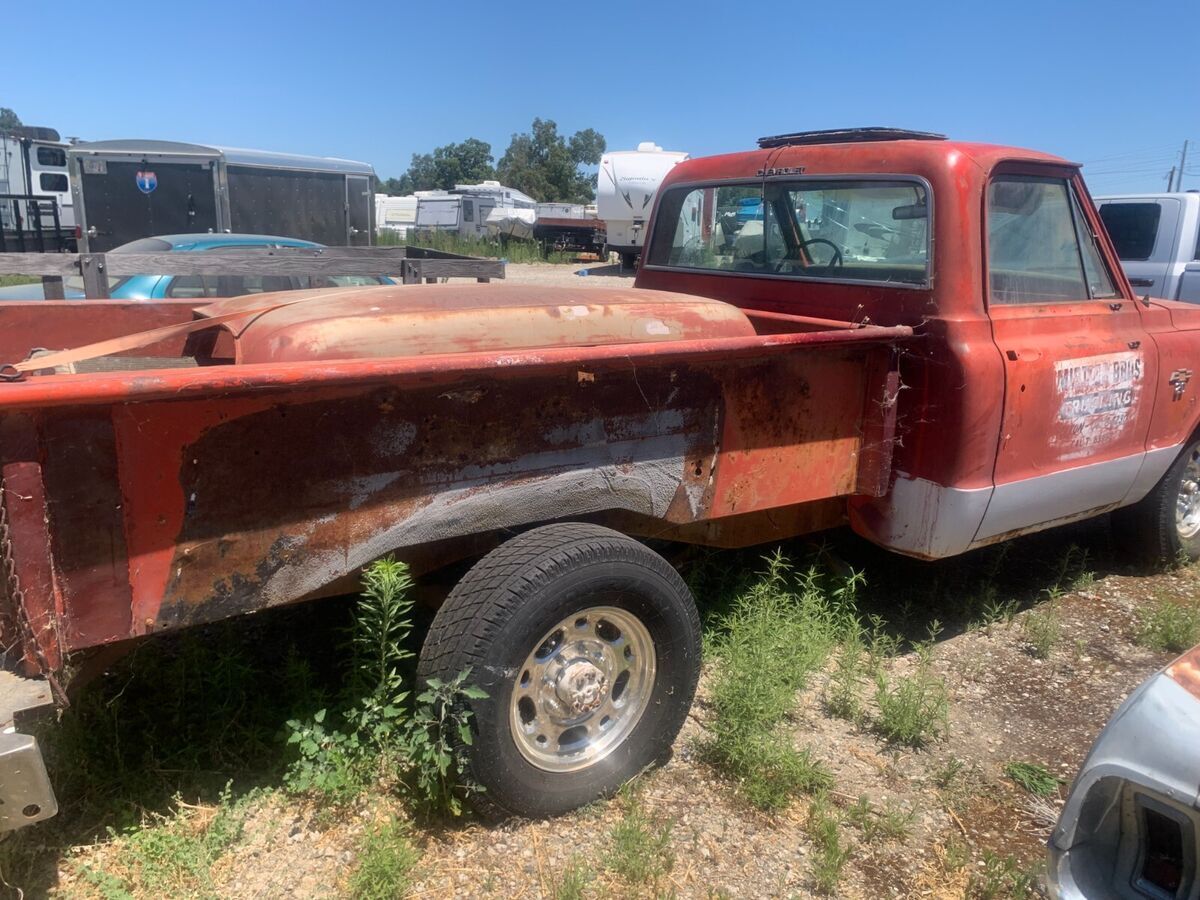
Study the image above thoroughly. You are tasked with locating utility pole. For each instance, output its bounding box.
[1179,140,1190,191]
[1167,165,1177,190]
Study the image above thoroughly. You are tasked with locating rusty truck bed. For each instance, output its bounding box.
[0,284,910,682]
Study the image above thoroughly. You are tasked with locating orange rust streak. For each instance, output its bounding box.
[111,387,362,633]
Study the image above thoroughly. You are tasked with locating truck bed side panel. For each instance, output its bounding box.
[12,340,888,654]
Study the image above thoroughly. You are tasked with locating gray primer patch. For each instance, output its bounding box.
[259,444,688,606]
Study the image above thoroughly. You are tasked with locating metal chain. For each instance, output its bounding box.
[0,479,66,704]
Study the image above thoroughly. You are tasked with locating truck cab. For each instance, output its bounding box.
[1095,192,1200,303]
[638,128,1200,562]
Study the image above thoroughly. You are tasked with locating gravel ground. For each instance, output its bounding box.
[503,262,636,289]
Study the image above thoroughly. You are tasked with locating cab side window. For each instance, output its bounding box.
[987,175,1117,304]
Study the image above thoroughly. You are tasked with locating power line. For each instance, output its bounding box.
[1081,143,1181,164]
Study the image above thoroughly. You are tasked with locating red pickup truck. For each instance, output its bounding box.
[2,127,1198,828]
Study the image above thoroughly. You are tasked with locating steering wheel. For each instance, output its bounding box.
[775,238,843,272]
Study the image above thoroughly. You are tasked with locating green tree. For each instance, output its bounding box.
[378,176,408,196]
[384,138,496,194]
[497,119,607,203]
[0,107,21,132]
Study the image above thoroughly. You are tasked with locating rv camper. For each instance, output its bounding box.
[597,142,688,268]
[452,181,536,239]
[69,140,376,252]
[414,181,537,239]
[375,193,417,238]
[0,126,75,251]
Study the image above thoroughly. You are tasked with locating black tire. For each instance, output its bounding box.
[1113,437,1200,567]
[417,523,701,819]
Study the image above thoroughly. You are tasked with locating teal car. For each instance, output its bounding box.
[0,233,394,300]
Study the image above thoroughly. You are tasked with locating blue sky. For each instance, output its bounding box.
[8,0,1196,194]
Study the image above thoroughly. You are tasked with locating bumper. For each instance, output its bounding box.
[0,671,57,832]
[1047,651,1200,899]
[0,731,56,830]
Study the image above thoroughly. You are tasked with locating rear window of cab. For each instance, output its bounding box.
[645,178,931,288]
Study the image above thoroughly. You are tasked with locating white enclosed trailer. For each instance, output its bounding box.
[0,126,75,250]
[597,142,688,267]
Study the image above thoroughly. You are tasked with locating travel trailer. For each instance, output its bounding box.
[0,125,75,250]
[414,181,537,239]
[69,139,376,252]
[452,181,536,239]
[375,193,417,237]
[597,142,688,267]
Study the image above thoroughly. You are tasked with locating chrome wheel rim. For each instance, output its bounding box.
[1178,447,1200,539]
[509,606,656,772]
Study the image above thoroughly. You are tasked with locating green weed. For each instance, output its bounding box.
[348,816,421,900]
[1022,605,1062,659]
[873,627,949,747]
[967,852,1040,899]
[605,791,674,888]
[1137,596,1200,653]
[74,785,249,899]
[846,795,915,843]
[285,557,485,816]
[981,596,1020,629]
[824,629,867,721]
[1004,761,1061,798]
[702,552,849,809]
[553,857,594,900]
[806,797,850,894]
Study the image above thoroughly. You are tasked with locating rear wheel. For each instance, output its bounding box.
[1114,437,1200,567]
[417,523,701,818]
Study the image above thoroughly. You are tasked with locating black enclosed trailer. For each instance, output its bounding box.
[68,140,376,252]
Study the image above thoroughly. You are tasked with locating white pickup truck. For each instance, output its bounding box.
[1096,192,1200,303]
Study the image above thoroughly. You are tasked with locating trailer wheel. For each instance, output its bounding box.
[1114,436,1200,567]
[417,523,700,818]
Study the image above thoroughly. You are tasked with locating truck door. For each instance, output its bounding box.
[346,175,372,245]
[978,170,1157,543]
[78,158,219,251]
[1097,198,1180,299]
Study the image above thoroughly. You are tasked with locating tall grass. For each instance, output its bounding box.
[379,229,575,264]
[701,551,857,810]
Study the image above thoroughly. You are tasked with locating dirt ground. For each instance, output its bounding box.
[503,261,636,289]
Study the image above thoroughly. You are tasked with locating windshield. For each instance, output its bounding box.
[647,180,930,285]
